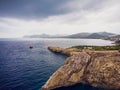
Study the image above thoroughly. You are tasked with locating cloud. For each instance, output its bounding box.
[0,0,120,37]
[0,0,70,19]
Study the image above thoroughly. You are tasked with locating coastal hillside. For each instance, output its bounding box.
[105,35,120,41]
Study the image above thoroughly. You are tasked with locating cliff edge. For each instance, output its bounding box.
[41,46,120,90]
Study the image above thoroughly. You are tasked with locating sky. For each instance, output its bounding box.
[0,0,120,38]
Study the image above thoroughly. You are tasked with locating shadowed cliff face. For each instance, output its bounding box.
[41,46,120,90]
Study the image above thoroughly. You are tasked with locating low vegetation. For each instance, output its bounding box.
[71,45,120,51]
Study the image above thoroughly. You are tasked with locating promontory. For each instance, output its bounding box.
[41,46,120,90]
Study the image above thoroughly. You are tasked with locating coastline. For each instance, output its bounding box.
[41,46,120,90]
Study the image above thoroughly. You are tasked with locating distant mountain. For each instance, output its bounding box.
[24,34,51,38]
[24,34,63,38]
[66,33,90,38]
[65,32,116,39]
[86,33,105,39]
[24,32,117,39]
[98,32,115,37]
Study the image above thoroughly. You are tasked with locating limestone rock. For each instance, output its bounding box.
[41,46,120,90]
[41,52,90,90]
[48,46,80,56]
[83,52,120,89]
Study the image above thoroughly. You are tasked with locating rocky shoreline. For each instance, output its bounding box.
[41,46,120,90]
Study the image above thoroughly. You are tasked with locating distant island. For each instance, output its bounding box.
[24,32,119,41]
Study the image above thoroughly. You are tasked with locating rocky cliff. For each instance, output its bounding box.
[41,46,120,90]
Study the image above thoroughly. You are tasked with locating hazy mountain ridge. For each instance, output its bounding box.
[24,34,64,38]
[86,33,105,39]
[24,32,117,39]
[66,33,91,38]
[66,32,116,39]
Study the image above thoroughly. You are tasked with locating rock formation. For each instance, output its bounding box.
[41,46,120,90]
[48,46,81,56]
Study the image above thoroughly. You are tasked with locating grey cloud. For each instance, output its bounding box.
[0,0,119,20]
[61,0,108,12]
[0,0,71,19]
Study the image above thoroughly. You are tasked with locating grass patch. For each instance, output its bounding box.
[71,45,120,51]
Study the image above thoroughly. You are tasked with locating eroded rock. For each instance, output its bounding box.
[41,46,120,90]
[48,46,80,56]
[41,52,90,90]
[83,52,120,89]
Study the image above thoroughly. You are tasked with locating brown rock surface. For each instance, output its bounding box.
[83,52,120,89]
[41,46,120,90]
[48,46,80,56]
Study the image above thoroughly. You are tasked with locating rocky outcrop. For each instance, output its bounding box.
[82,52,120,89]
[41,46,120,90]
[48,46,81,56]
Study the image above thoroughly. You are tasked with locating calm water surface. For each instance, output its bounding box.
[0,38,113,90]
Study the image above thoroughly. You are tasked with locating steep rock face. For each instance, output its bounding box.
[41,52,90,90]
[83,52,120,89]
[41,46,120,90]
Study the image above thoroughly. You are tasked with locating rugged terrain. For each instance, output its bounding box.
[41,46,120,90]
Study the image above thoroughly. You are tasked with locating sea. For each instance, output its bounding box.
[0,38,113,90]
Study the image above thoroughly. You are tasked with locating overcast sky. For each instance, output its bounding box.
[0,0,120,38]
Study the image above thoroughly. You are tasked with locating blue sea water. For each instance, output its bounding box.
[0,38,113,90]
